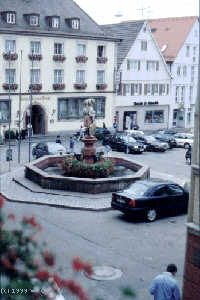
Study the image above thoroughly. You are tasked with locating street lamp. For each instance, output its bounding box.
[6,51,12,168]
[28,50,34,162]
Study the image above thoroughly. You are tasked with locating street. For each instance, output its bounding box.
[1,140,190,299]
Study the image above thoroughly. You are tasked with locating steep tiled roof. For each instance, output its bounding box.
[0,0,111,39]
[149,16,198,62]
[101,20,144,69]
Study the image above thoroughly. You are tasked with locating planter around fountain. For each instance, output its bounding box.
[25,155,150,194]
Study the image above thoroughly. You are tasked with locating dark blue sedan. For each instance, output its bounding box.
[111,179,189,222]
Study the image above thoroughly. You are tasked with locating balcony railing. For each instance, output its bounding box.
[3,83,18,90]
[53,55,66,62]
[75,56,88,63]
[29,83,42,91]
[28,54,42,61]
[74,83,87,90]
[96,83,107,90]
[97,57,108,64]
[53,83,65,90]
[3,53,18,61]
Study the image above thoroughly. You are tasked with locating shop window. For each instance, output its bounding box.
[144,110,164,124]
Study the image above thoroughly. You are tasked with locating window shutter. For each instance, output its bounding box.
[144,84,147,95]
[159,84,162,95]
[139,83,142,95]
[127,60,130,70]
[123,84,126,96]
[152,84,154,95]
[131,84,134,96]
[138,61,141,71]
[167,84,169,95]
[156,62,159,71]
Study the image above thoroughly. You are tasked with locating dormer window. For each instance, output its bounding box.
[46,16,60,29]
[7,12,16,24]
[65,18,80,30]
[30,15,39,26]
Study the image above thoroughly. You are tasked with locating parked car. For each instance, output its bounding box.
[103,133,144,154]
[32,142,67,159]
[174,133,194,149]
[151,133,177,148]
[143,136,169,152]
[111,179,189,222]
[157,129,178,135]
[95,127,111,140]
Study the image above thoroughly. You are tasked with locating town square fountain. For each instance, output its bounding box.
[25,99,150,194]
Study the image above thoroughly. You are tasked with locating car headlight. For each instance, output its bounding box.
[134,146,138,149]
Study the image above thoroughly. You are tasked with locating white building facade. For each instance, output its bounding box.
[0,0,117,136]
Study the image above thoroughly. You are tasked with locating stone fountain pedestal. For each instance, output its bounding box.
[81,135,97,164]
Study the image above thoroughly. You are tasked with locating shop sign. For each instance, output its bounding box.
[133,101,159,106]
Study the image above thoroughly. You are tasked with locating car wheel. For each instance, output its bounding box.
[146,209,157,222]
[184,143,190,149]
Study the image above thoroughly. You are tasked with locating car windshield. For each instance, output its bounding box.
[124,182,149,197]
[146,136,156,142]
[123,136,136,143]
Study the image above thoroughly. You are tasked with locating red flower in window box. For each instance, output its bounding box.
[75,56,88,63]
[97,57,108,64]
[53,55,66,62]
[74,83,87,90]
[96,83,107,90]
[3,53,18,60]
[28,53,42,61]
[53,83,65,90]
[29,83,42,91]
[2,83,18,90]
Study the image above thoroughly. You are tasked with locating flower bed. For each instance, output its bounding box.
[61,156,115,178]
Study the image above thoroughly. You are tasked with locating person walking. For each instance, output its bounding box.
[149,264,181,300]
[69,136,75,153]
[56,135,62,144]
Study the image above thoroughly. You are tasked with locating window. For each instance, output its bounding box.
[51,17,60,28]
[191,66,195,82]
[154,187,168,197]
[186,45,190,57]
[0,100,10,123]
[30,69,40,84]
[58,97,105,120]
[97,45,105,57]
[167,185,183,196]
[175,86,180,102]
[71,19,80,29]
[97,71,105,84]
[147,61,159,71]
[76,70,85,84]
[54,43,63,55]
[144,84,151,95]
[181,86,185,102]
[145,110,164,124]
[30,41,41,54]
[30,15,39,26]
[54,70,64,84]
[5,40,16,53]
[5,69,15,84]
[132,84,140,95]
[77,44,86,56]
[152,84,159,95]
[141,40,147,51]
[127,60,140,71]
[6,13,16,24]
[189,86,193,101]
[177,65,181,76]
[187,113,191,124]
[183,65,187,77]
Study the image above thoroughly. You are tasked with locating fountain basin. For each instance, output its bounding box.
[25,155,150,194]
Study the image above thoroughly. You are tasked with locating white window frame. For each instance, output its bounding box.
[146,84,151,96]
[127,60,140,71]
[125,84,131,96]
[30,15,39,26]
[175,86,180,102]
[54,43,63,55]
[5,40,16,53]
[183,65,187,77]
[52,17,60,28]
[189,86,193,101]
[177,65,181,76]
[54,70,64,84]
[191,66,195,82]
[133,84,139,96]
[154,84,159,96]
[71,19,80,29]
[181,86,185,102]
[76,70,85,84]
[6,13,16,24]
[97,70,105,84]
[77,44,86,56]
[30,41,41,54]
[30,69,40,84]
[6,69,15,84]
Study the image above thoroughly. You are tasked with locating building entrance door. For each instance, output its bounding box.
[32,105,45,134]
[123,111,137,130]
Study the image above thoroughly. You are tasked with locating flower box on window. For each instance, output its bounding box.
[53,55,66,62]
[97,57,108,64]
[53,83,65,90]
[3,53,18,61]
[28,54,42,61]
[75,56,88,63]
[74,83,87,90]
[29,83,42,91]
[3,83,18,90]
[96,83,107,90]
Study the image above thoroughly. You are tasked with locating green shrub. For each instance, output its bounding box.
[5,130,16,140]
[62,156,115,178]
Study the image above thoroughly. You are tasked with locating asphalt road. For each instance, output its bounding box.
[1,141,190,300]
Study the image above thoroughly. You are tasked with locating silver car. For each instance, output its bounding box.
[32,142,67,158]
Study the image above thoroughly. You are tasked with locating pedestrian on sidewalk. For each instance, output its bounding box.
[149,264,181,300]
[69,136,75,153]
[56,135,62,144]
